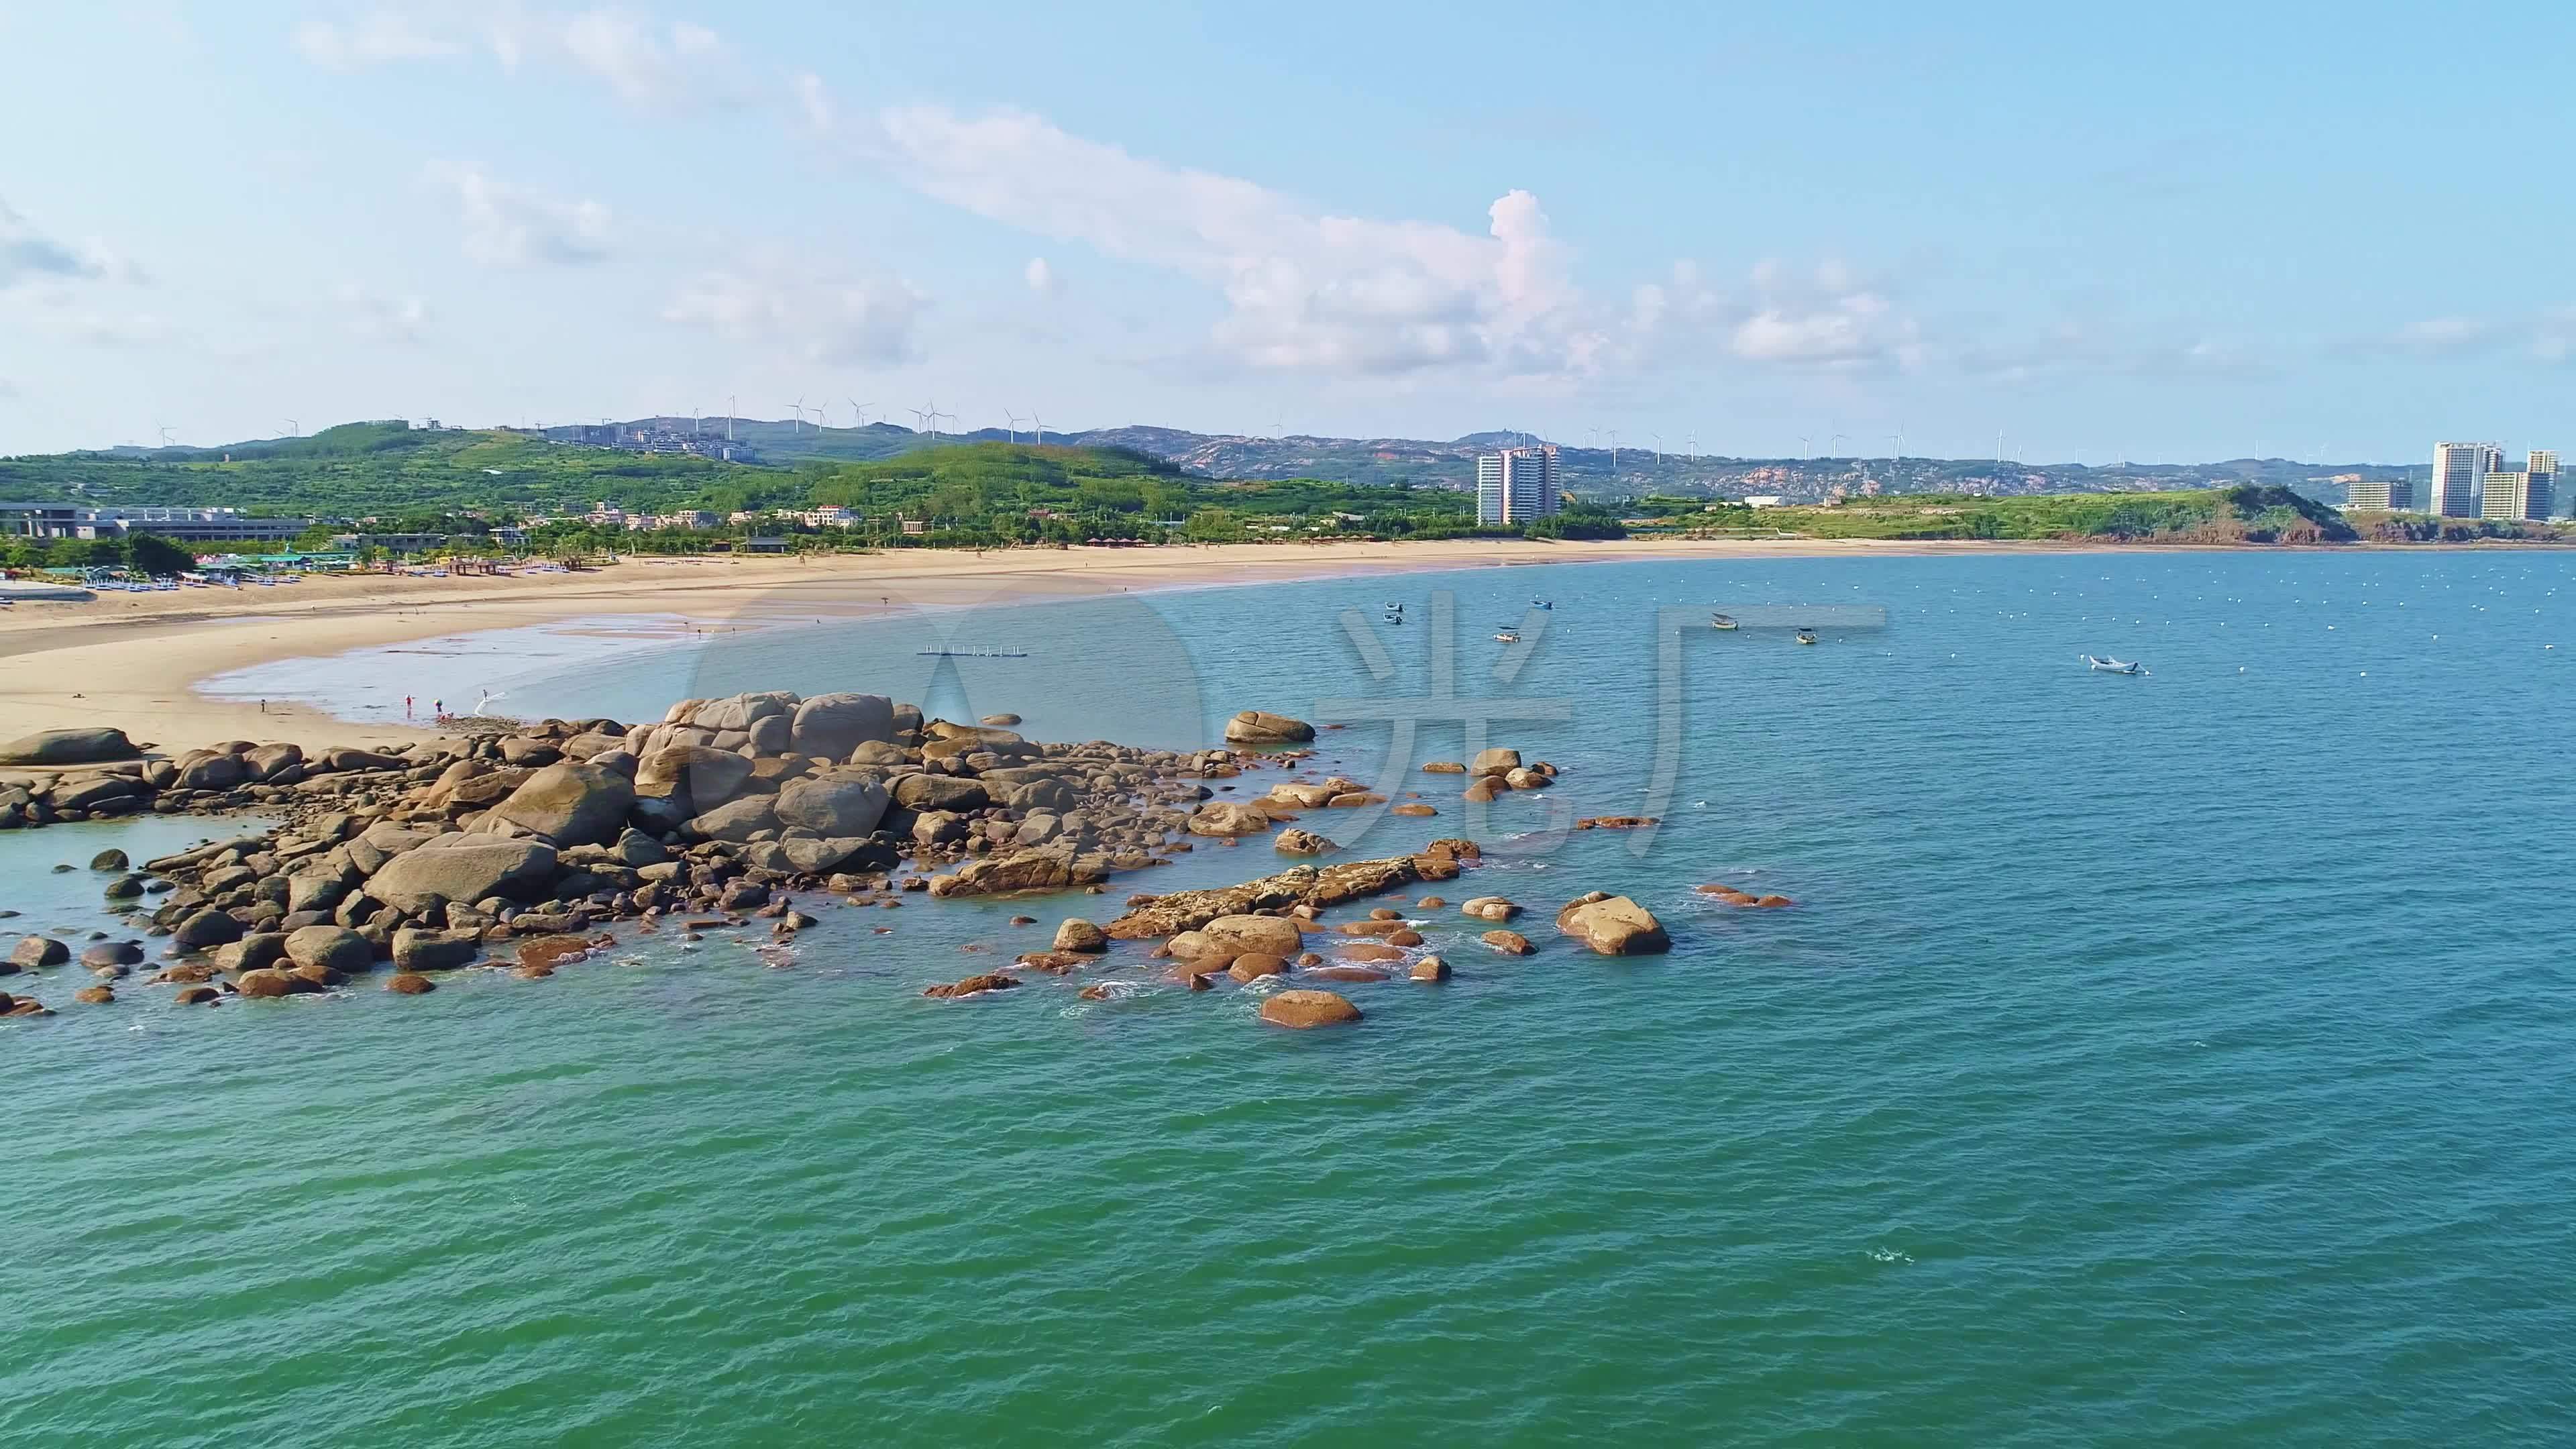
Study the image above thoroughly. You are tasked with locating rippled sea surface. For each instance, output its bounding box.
[7,550,2576,1446]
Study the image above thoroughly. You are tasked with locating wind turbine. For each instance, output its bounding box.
[1607,429,1619,471]
[790,395,808,433]
[1799,435,1813,462]
[849,398,871,429]
[1650,431,1663,461]
[915,400,953,445]
[1686,432,1697,460]
[156,423,175,449]
[282,418,299,438]
[1028,411,1044,447]
[1829,433,1850,458]
[1887,431,1903,466]
[1004,410,1026,444]
[726,394,737,442]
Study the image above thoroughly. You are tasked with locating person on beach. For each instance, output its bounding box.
[405,696,414,719]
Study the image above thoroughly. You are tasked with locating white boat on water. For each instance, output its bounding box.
[2082,654,2148,676]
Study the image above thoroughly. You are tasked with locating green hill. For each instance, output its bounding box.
[1637,486,2364,543]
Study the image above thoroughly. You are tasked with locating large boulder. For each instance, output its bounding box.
[1052,918,1108,953]
[633,745,755,808]
[0,727,136,765]
[390,927,481,972]
[283,925,372,975]
[928,843,1106,898]
[690,692,797,733]
[243,743,305,782]
[484,762,635,847]
[792,693,898,758]
[890,773,989,814]
[1187,802,1274,838]
[688,796,780,843]
[1201,914,1305,960]
[366,835,559,912]
[1260,989,1362,1029]
[54,776,140,812]
[7,935,68,970]
[174,750,249,791]
[1224,711,1315,745]
[1470,747,1522,777]
[1556,893,1670,956]
[170,909,245,952]
[774,775,891,837]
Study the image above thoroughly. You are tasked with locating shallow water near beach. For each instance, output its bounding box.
[6,550,2575,1445]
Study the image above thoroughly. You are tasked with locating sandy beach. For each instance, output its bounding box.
[0,535,2092,755]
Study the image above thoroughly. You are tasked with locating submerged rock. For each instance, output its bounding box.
[1556,893,1670,955]
[1259,989,1362,1029]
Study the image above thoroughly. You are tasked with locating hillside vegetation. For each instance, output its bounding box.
[1637,486,2365,544]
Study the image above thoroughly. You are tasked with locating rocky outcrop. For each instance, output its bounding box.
[1052,919,1108,953]
[1223,711,1315,745]
[391,927,481,972]
[1106,852,1438,938]
[889,773,988,814]
[386,973,436,995]
[0,727,136,765]
[1469,747,1521,777]
[1459,896,1520,921]
[633,745,753,810]
[1201,914,1304,960]
[1409,955,1452,981]
[924,972,1020,999]
[688,797,780,843]
[1556,893,1670,955]
[1576,816,1659,830]
[1260,989,1362,1029]
[1481,930,1533,955]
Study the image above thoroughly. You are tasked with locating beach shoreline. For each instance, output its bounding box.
[0,534,2178,753]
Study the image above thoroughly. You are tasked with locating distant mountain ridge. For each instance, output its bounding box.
[30,415,2416,505]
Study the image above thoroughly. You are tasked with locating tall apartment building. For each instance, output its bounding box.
[2480,461,2555,520]
[1477,445,1562,525]
[2429,441,2501,517]
[2530,450,2559,517]
[2343,479,2413,511]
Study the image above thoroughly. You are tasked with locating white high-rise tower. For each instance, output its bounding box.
[2430,441,2500,517]
[1477,446,1562,525]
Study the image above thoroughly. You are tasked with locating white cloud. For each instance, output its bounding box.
[427,162,610,266]
[0,197,136,289]
[663,264,924,364]
[1024,256,1060,297]
[292,4,748,108]
[292,9,461,68]
[333,284,430,342]
[1628,259,1922,374]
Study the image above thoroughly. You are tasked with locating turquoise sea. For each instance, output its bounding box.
[6,550,2575,1446]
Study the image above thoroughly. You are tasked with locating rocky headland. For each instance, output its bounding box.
[0,697,1752,1026]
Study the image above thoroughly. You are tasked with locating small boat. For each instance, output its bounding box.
[1711,613,1738,631]
[1495,628,1521,643]
[1531,598,1553,610]
[2082,654,2147,676]
[1382,612,1404,626]
[1794,629,1818,646]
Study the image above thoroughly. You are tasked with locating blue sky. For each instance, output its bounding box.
[1,1,2570,462]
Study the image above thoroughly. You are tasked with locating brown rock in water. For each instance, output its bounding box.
[1307,965,1389,983]
[1462,777,1501,804]
[233,968,305,999]
[1339,943,1405,964]
[1752,895,1794,908]
[1389,803,1437,817]
[174,985,221,1006]
[283,925,372,975]
[1227,954,1288,983]
[73,985,115,1004]
[517,936,592,973]
[1273,827,1333,856]
[1385,928,1424,948]
[386,973,437,995]
[1503,767,1550,791]
[1187,801,1275,838]
[1576,816,1660,830]
[1459,896,1520,922]
[1420,761,1467,774]
[1009,915,1038,926]
[1077,983,1112,1001]
[1417,896,1446,909]
[1052,918,1108,953]
[1222,710,1316,745]
[1469,747,1521,777]
[1180,969,1216,991]
[6,997,51,1017]
[923,972,1020,999]
[1368,908,1401,920]
[1482,930,1534,955]
[8,935,68,970]
[1555,894,1671,955]
[1200,914,1304,960]
[1259,989,1362,1029]
[1409,955,1452,981]
[514,963,557,981]
[1014,951,1090,975]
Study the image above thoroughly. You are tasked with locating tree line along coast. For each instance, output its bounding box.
[8,422,2569,579]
